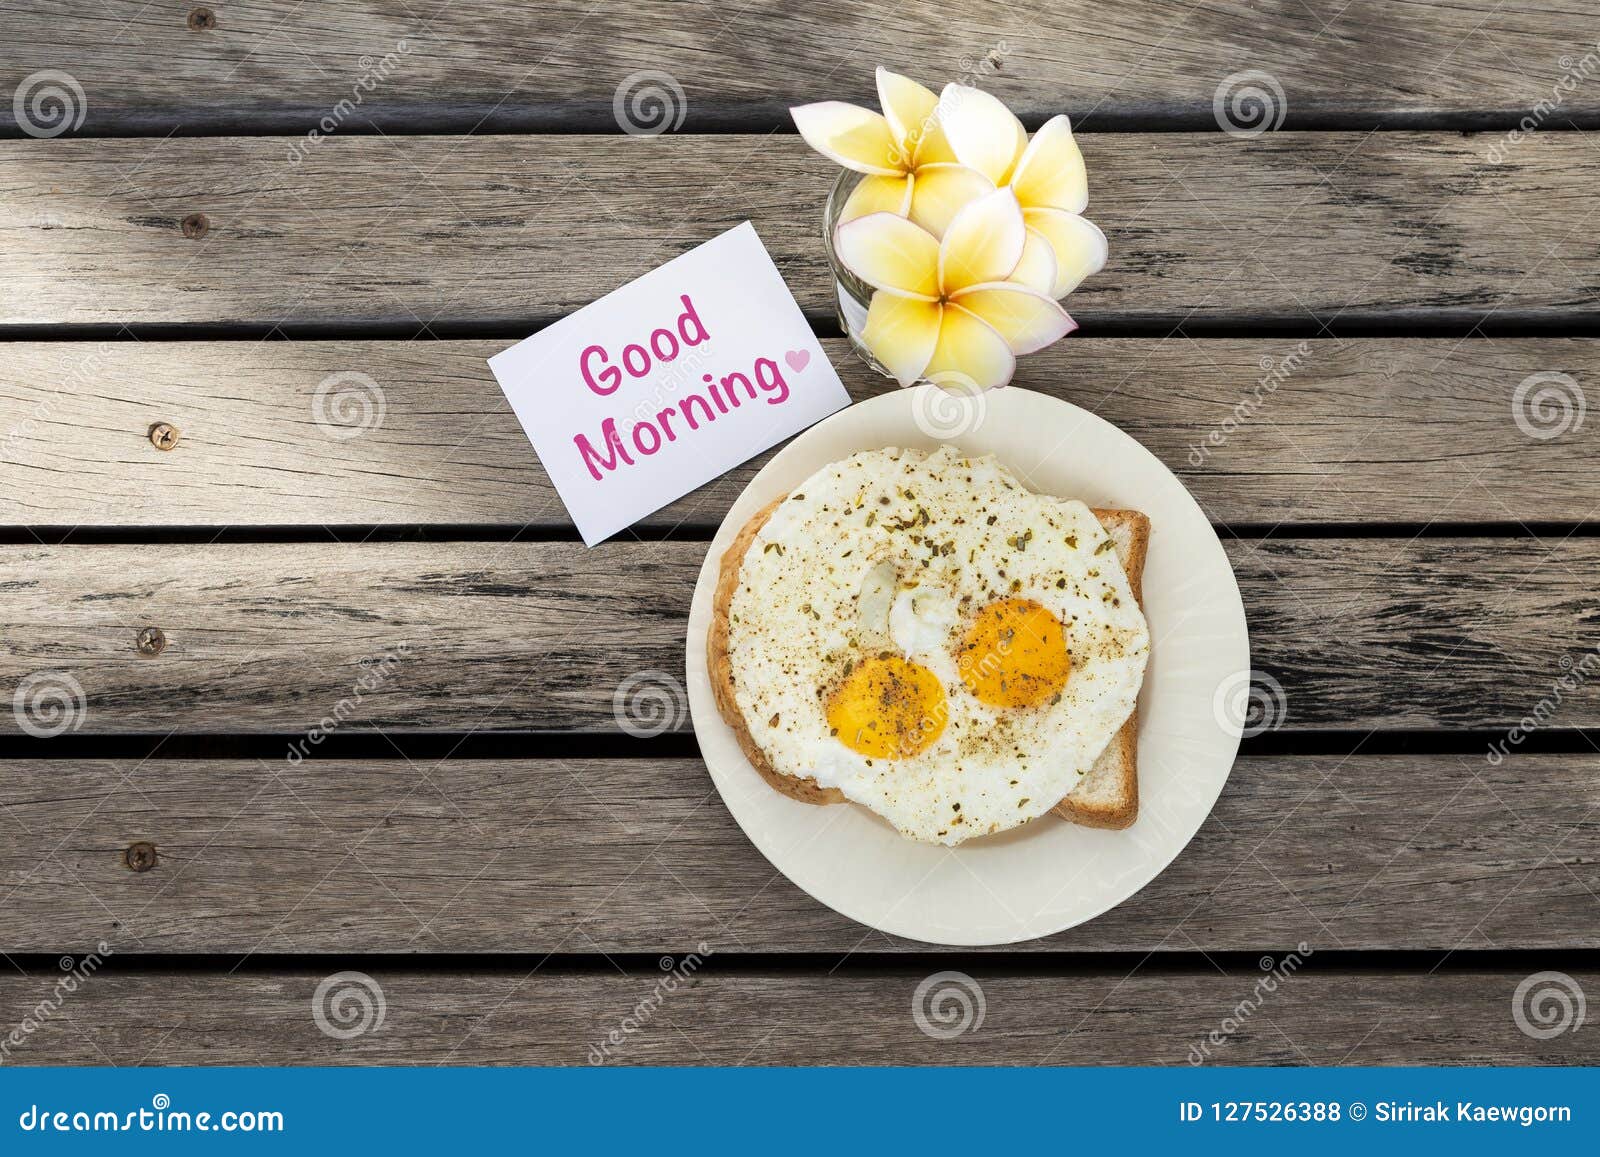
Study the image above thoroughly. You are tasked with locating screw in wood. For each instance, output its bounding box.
[148,421,180,450]
[187,7,216,31]
[180,212,209,239]
[125,842,158,872]
[136,627,166,656]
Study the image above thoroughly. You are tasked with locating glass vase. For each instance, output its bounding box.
[823,169,899,383]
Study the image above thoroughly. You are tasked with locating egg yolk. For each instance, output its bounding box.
[825,655,947,759]
[957,597,1071,708]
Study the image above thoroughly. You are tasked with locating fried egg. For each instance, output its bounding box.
[725,445,1150,845]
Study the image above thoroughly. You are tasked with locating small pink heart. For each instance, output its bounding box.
[784,349,811,373]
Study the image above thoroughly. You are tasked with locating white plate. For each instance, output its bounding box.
[684,385,1249,946]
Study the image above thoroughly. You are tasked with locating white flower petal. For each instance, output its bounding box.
[925,306,1016,389]
[791,101,904,176]
[840,174,914,223]
[1023,208,1109,297]
[948,283,1078,354]
[834,212,942,299]
[913,114,959,166]
[1010,115,1088,213]
[939,186,1026,294]
[936,83,1027,185]
[906,163,993,237]
[876,67,939,160]
[862,292,943,387]
[1009,228,1059,295]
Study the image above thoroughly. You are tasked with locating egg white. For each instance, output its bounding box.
[725,446,1150,845]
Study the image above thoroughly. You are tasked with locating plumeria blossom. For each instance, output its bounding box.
[833,187,1077,390]
[936,84,1108,299]
[791,67,994,236]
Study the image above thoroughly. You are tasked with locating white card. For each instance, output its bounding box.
[488,222,852,545]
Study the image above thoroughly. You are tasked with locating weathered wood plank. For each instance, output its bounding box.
[3,133,1596,328]
[0,965,1591,1065]
[4,338,1596,528]
[2,754,1595,954]
[2,2,1594,133]
[2,537,1595,734]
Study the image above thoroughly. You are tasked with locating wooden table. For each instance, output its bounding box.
[1,1,1597,1065]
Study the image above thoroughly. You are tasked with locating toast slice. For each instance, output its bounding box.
[707,496,1150,827]
[1049,508,1149,830]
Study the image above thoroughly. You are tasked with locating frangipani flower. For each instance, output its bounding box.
[834,187,1077,390]
[792,67,994,236]
[937,84,1108,299]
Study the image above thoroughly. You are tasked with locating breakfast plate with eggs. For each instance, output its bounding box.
[684,385,1249,945]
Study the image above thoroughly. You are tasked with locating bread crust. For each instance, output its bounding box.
[708,493,1149,828]
[1048,508,1150,830]
[708,495,846,805]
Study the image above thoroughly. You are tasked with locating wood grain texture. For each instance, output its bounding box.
[1,965,1592,1065]
[1,1,1595,133]
[3,536,1596,735]
[4,338,1596,528]
[4,133,1597,328]
[1,754,1595,954]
